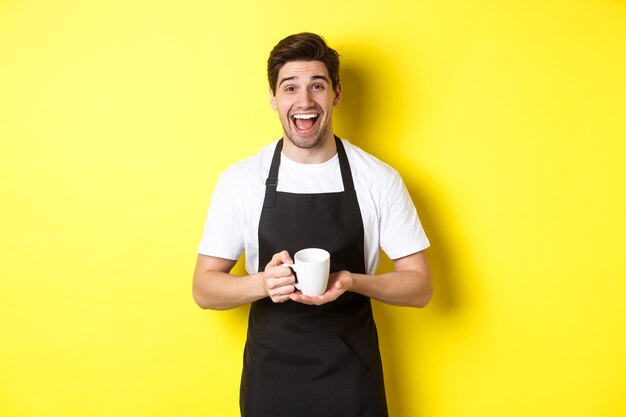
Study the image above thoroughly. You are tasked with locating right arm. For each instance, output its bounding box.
[192,251,297,310]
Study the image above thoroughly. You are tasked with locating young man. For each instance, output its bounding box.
[193,32,432,417]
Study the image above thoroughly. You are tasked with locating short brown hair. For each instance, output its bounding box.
[267,32,340,94]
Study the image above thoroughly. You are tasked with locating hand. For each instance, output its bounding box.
[290,270,354,305]
[262,251,297,303]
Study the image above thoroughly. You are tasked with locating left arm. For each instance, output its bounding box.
[290,250,432,308]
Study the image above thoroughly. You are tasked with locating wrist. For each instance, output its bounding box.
[253,271,268,297]
[342,270,356,291]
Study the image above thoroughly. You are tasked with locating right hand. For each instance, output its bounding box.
[262,250,297,303]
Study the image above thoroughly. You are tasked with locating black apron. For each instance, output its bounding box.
[240,137,389,417]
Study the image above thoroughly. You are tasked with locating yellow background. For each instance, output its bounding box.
[1,0,625,416]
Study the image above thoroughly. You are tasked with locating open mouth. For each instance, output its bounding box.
[291,112,320,132]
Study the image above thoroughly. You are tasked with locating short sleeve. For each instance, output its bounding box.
[379,171,430,259]
[197,171,246,260]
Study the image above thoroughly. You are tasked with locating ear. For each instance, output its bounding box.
[333,82,342,106]
[270,88,277,110]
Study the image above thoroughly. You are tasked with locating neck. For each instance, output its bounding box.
[282,132,337,164]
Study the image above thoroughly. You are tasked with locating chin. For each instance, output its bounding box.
[287,133,324,150]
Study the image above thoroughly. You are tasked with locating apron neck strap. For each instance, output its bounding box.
[263,138,283,209]
[335,136,355,193]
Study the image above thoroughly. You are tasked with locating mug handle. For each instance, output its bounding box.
[282,264,300,289]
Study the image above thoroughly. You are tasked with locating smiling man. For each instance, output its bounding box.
[193,33,433,417]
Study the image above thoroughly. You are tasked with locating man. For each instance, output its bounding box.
[193,32,432,417]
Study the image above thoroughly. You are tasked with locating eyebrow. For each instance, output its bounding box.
[278,75,330,87]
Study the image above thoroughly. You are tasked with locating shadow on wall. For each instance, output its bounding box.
[335,42,465,417]
[336,45,462,313]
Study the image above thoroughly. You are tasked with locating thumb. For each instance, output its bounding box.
[266,250,293,268]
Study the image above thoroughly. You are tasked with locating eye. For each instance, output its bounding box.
[312,83,325,90]
[284,86,296,93]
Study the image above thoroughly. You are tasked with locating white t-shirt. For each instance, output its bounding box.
[198,138,430,275]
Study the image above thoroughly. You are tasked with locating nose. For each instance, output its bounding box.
[296,89,314,108]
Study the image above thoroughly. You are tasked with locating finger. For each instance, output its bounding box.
[289,292,310,304]
[290,293,323,305]
[264,265,289,280]
[279,250,294,264]
[271,293,292,303]
[266,250,293,268]
[267,279,297,295]
[265,275,296,289]
[291,289,341,305]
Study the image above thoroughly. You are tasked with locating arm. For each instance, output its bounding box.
[290,250,432,308]
[193,251,298,310]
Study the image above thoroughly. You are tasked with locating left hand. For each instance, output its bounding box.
[290,270,354,305]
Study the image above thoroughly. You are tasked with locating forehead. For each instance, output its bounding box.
[277,60,330,83]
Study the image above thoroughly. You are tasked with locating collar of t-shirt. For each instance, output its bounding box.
[276,152,345,194]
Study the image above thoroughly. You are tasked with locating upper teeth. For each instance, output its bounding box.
[293,113,318,119]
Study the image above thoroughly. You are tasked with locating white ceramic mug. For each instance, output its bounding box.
[283,248,330,297]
